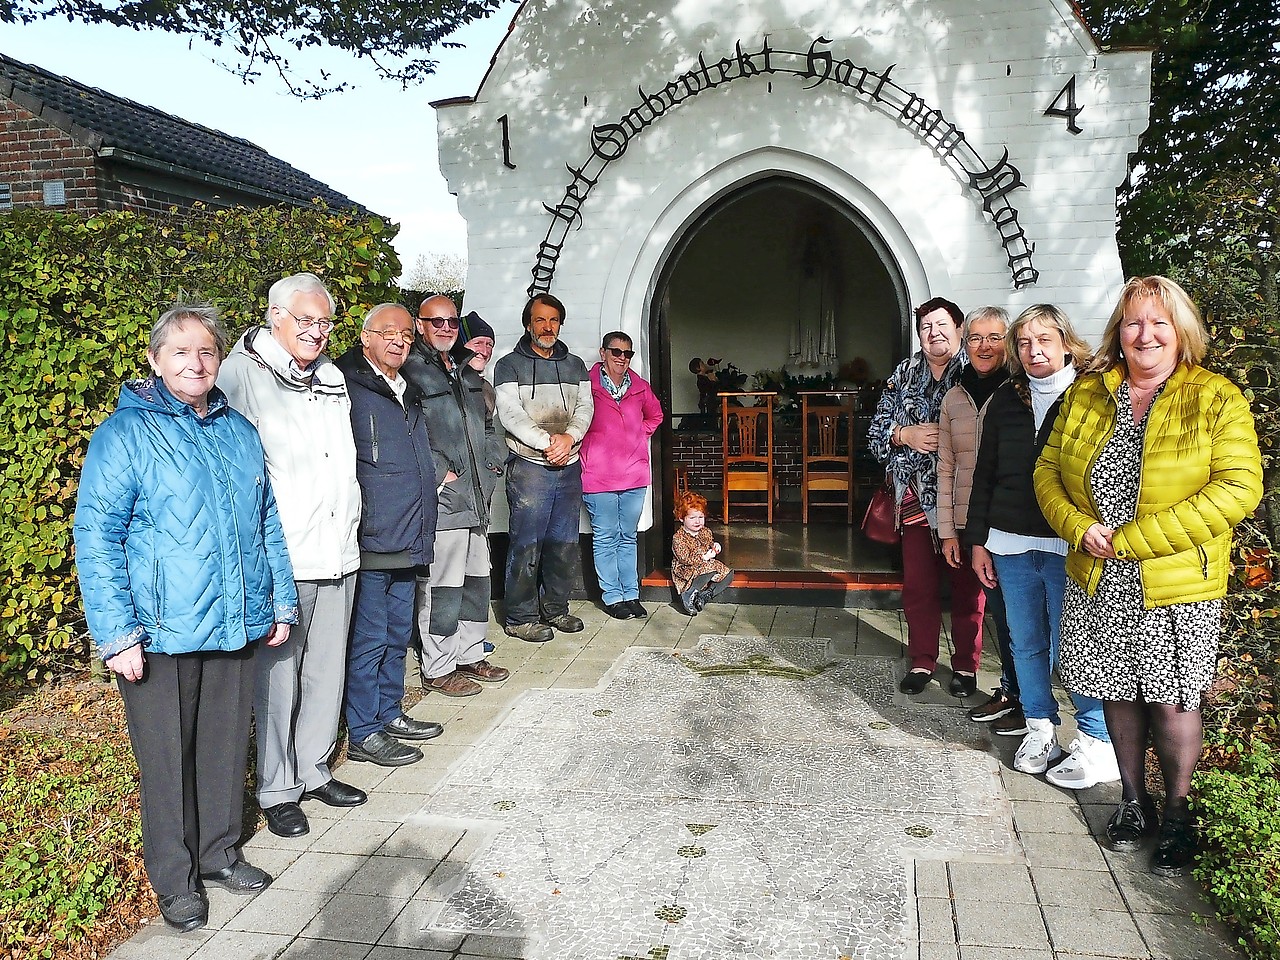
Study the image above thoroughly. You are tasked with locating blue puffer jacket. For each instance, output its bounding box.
[74,379,299,661]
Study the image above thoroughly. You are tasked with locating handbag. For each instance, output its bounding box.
[861,479,900,545]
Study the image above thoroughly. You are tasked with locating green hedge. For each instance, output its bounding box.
[0,204,401,683]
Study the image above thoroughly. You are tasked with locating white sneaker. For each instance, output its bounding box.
[1045,732,1121,789]
[1013,718,1063,774]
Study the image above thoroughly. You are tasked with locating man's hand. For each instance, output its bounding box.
[545,433,574,466]
[107,644,145,682]
[971,544,998,589]
[941,537,962,568]
[899,423,939,453]
[265,623,291,647]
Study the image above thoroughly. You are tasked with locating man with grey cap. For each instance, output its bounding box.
[218,272,366,839]
[403,295,509,696]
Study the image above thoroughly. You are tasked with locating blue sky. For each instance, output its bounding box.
[0,7,517,272]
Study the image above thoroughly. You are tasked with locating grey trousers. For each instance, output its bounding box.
[419,527,489,680]
[116,645,256,898]
[255,574,356,806]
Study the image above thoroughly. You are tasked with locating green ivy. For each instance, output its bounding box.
[0,204,401,683]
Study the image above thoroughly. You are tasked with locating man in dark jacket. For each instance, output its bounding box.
[493,294,594,642]
[334,304,443,767]
[402,296,509,696]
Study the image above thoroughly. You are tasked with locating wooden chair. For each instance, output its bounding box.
[720,392,776,523]
[799,391,857,523]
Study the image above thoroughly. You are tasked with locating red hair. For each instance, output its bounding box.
[674,490,708,520]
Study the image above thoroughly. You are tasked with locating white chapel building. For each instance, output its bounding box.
[433,0,1151,550]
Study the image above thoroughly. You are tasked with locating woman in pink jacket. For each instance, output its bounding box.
[579,331,665,619]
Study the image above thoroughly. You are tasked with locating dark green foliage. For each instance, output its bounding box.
[0,204,401,683]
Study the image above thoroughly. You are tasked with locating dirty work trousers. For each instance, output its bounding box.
[503,455,582,626]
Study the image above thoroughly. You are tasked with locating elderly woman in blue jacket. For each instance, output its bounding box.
[74,304,297,933]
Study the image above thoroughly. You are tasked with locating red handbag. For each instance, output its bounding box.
[861,479,900,545]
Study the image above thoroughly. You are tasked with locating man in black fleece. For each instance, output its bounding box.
[493,294,594,641]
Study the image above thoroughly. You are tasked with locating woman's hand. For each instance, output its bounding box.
[265,623,292,647]
[971,544,998,589]
[107,644,145,683]
[899,423,939,453]
[1082,523,1117,559]
[941,537,962,568]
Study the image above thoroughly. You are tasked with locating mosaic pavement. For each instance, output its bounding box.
[409,635,1017,960]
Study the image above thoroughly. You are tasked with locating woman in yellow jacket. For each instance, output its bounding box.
[1034,276,1262,878]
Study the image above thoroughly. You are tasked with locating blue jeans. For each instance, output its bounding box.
[346,568,415,744]
[504,456,583,626]
[584,487,646,605]
[992,550,1107,741]
[983,581,1019,699]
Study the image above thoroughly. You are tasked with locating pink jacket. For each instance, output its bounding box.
[579,362,664,494]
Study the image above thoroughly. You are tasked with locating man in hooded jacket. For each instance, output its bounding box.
[492,294,594,642]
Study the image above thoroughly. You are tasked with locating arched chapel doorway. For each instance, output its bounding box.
[645,175,909,574]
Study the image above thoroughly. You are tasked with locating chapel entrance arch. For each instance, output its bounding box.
[645,173,910,569]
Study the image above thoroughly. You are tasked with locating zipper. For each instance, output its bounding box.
[370,413,379,464]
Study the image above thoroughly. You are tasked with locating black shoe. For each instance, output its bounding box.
[347,730,423,767]
[627,600,648,618]
[899,670,934,695]
[262,801,309,837]
[158,892,208,932]
[1106,798,1157,851]
[384,714,445,741]
[605,602,635,620]
[542,613,584,632]
[1150,815,1198,876]
[948,673,978,698]
[200,860,272,894]
[302,778,368,807]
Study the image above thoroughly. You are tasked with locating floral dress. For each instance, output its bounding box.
[1059,382,1222,711]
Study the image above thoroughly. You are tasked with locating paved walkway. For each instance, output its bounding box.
[108,602,1240,960]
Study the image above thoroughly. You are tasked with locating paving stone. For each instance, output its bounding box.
[917,898,956,943]
[953,898,1048,947]
[341,854,435,900]
[460,931,541,957]
[1010,798,1090,834]
[1108,857,1216,917]
[345,791,432,822]
[1044,906,1148,958]
[223,886,333,936]
[946,861,1035,903]
[1132,911,1241,960]
[957,948,1053,960]
[273,852,368,892]
[278,938,374,959]
[249,815,337,852]
[381,821,466,859]
[300,892,408,943]
[105,923,209,959]
[913,859,950,900]
[187,930,292,959]
[310,818,399,856]
[1031,866,1126,910]
[998,770,1076,804]
[366,948,452,960]
[1019,830,1109,871]
[377,900,463,949]
[917,943,959,960]
[204,886,256,928]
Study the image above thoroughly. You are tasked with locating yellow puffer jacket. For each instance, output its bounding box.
[1034,363,1262,607]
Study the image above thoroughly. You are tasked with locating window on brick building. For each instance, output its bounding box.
[43,180,67,207]
[0,183,12,210]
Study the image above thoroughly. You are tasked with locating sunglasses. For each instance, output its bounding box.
[420,316,460,330]
[605,347,635,359]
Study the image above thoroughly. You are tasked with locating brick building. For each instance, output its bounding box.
[0,52,361,215]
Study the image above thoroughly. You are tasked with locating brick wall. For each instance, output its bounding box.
[0,97,98,212]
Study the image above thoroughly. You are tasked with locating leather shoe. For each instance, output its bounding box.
[899,669,934,695]
[504,622,554,643]
[262,801,309,837]
[158,892,208,932]
[948,672,978,698]
[542,613,584,632]
[200,860,272,894]
[627,599,648,618]
[302,778,368,807]
[605,601,635,620]
[426,670,483,697]
[457,659,510,682]
[384,713,445,741]
[347,730,423,766]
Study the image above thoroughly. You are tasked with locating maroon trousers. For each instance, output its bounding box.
[900,523,986,673]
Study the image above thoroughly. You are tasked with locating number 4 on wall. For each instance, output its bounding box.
[1045,76,1083,135]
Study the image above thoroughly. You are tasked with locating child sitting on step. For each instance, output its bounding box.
[671,490,735,615]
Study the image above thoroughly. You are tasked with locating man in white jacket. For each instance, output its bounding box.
[218,272,366,838]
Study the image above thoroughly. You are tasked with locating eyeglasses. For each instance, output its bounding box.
[420,316,460,330]
[965,333,1006,347]
[278,306,334,334]
[605,347,635,359]
[367,328,415,344]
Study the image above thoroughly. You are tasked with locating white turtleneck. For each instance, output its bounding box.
[1029,363,1077,430]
